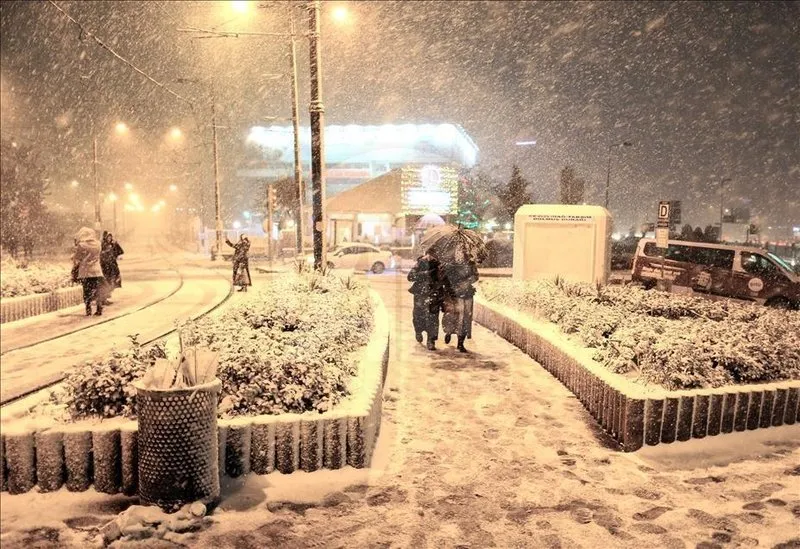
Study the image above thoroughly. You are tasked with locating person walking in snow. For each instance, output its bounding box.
[100,231,124,304]
[72,226,105,316]
[408,248,443,350]
[226,234,251,292]
[440,246,479,352]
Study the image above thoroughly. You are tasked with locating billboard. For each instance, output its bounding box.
[400,165,459,216]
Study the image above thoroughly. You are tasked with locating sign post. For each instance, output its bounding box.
[656,201,670,290]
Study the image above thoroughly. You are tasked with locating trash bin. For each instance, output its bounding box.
[134,378,221,512]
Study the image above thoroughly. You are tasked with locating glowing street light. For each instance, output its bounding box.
[70,179,79,188]
[331,5,350,23]
[230,1,249,14]
[124,182,134,191]
[169,184,178,192]
[233,220,242,229]
[169,127,183,141]
[114,122,129,136]
[108,192,118,202]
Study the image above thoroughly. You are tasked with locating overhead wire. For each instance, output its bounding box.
[46,0,194,107]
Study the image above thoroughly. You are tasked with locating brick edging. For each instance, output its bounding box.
[473,296,800,452]
[0,292,389,494]
[0,286,83,324]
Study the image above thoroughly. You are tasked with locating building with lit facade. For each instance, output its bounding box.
[241,123,479,245]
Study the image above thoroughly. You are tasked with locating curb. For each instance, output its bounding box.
[0,292,389,494]
[473,296,800,452]
[0,286,84,324]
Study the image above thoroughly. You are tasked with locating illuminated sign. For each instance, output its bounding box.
[401,165,459,215]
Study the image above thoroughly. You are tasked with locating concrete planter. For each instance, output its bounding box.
[0,293,389,494]
[474,296,799,452]
[0,286,83,324]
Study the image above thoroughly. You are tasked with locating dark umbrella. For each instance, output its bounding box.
[419,224,487,264]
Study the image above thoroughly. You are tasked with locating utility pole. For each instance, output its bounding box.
[308,0,327,270]
[211,92,223,260]
[93,137,101,230]
[289,16,305,255]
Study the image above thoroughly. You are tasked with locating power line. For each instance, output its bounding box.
[46,1,193,106]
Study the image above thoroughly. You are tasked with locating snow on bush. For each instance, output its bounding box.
[480,278,800,390]
[183,274,373,417]
[57,335,168,419]
[54,274,373,420]
[0,257,73,298]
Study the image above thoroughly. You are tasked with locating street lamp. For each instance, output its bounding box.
[309,0,327,270]
[168,127,183,141]
[604,141,633,209]
[114,122,129,136]
[169,184,178,192]
[331,5,349,23]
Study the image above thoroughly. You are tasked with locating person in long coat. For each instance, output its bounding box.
[72,227,105,316]
[226,234,251,292]
[441,246,479,352]
[408,248,443,350]
[100,232,124,303]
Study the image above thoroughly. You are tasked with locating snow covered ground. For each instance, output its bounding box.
[1,273,798,548]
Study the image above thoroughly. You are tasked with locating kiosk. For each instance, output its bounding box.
[513,204,612,284]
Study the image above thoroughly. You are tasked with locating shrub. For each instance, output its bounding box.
[56,335,167,419]
[55,273,374,420]
[184,274,373,416]
[0,257,73,298]
[481,279,800,390]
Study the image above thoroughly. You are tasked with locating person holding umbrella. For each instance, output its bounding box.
[407,248,443,350]
[419,225,486,353]
[441,245,479,352]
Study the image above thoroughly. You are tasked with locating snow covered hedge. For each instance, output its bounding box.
[0,257,73,298]
[54,274,373,420]
[480,279,800,390]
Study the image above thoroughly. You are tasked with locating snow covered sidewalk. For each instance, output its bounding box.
[0,274,798,548]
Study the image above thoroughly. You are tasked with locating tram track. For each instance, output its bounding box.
[0,242,235,407]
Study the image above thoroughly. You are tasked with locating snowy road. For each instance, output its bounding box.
[0,243,232,404]
[0,272,798,549]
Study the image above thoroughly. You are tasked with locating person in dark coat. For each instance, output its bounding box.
[408,248,443,350]
[226,234,251,292]
[100,232,124,304]
[72,226,105,316]
[441,246,479,352]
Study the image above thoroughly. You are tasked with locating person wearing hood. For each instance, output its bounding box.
[72,227,105,316]
[100,231,124,304]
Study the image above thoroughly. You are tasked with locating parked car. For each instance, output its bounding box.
[632,238,800,308]
[309,243,394,273]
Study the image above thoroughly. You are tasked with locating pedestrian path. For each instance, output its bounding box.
[188,275,799,548]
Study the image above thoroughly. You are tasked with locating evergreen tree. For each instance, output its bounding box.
[559,166,585,205]
[498,165,529,222]
[0,140,48,258]
[680,224,694,240]
[456,168,493,229]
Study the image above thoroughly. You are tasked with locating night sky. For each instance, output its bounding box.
[1,1,798,233]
